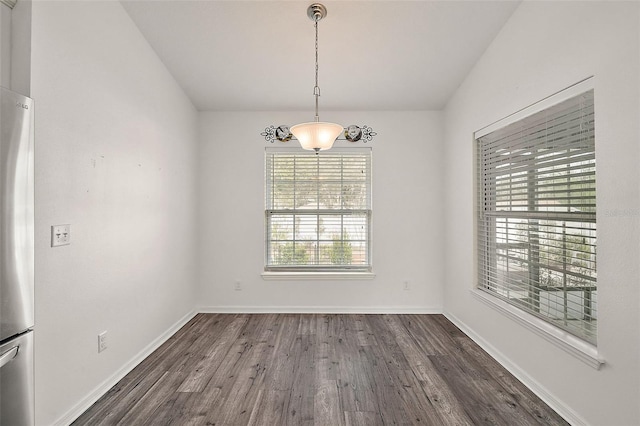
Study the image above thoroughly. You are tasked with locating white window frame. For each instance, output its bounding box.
[262,147,374,280]
[474,78,603,368]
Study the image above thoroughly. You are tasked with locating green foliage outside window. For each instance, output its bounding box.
[326,235,353,265]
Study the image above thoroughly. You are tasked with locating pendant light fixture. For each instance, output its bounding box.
[290,4,342,152]
[261,4,376,151]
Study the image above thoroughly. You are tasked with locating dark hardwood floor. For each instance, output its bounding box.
[73,314,568,425]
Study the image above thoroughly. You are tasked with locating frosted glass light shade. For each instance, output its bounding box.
[290,122,344,151]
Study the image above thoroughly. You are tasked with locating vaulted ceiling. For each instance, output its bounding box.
[121,1,520,111]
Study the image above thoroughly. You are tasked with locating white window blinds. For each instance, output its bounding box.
[265,148,372,271]
[477,88,597,344]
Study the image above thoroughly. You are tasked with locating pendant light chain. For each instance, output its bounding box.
[314,19,320,122]
[260,4,377,149]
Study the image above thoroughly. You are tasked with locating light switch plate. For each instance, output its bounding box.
[51,224,70,247]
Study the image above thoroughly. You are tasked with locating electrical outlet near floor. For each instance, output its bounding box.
[234,280,242,291]
[98,331,108,353]
[403,280,410,291]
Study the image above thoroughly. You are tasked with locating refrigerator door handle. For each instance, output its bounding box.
[0,346,19,368]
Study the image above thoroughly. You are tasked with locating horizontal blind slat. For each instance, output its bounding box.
[266,149,372,270]
[477,88,597,345]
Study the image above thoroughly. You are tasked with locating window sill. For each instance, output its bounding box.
[470,288,604,370]
[262,271,376,280]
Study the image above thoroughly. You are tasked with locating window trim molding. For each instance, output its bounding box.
[475,76,594,139]
[261,271,376,280]
[473,77,599,356]
[264,147,373,273]
[470,288,603,369]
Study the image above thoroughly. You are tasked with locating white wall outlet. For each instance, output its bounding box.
[234,280,242,291]
[51,224,71,247]
[98,331,108,353]
[403,280,410,291]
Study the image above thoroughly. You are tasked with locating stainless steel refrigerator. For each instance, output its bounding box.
[0,87,35,425]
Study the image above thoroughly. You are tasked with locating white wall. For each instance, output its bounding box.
[10,0,31,96]
[30,2,199,424]
[443,2,639,425]
[0,3,10,88]
[0,0,31,94]
[198,111,443,312]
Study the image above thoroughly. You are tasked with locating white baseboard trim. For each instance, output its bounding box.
[54,309,197,426]
[443,310,588,426]
[198,305,442,314]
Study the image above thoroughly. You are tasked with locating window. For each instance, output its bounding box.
[265,148,372,272]
[476,87,596,344]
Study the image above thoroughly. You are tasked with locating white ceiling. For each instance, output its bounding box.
[121,1,521,112]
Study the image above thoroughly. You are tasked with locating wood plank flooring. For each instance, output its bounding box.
[73,314,568,425]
